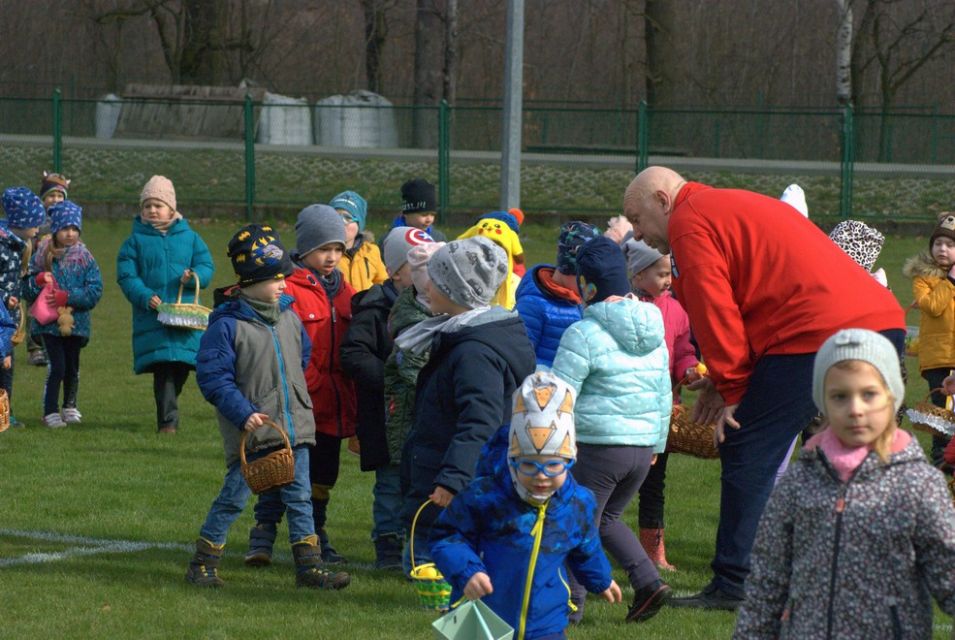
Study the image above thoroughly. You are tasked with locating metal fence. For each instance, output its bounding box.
[1,90,953,221]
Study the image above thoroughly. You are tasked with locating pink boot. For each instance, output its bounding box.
[639,528,676,572]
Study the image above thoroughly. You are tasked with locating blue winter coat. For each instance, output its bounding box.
[514,264,582,367]
[550,297,671,452]
[116,217,214,373]
[0,222,26,326]
[0,302,17,358]
[22,238,102,341]
[430,462,613,640]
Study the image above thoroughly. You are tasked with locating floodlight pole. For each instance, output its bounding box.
[499,0,524,210]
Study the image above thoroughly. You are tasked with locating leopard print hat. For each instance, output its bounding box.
[828,220,884,272]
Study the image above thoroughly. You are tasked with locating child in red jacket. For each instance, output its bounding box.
[245,204,357,567]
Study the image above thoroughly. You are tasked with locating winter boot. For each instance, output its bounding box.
[626,579,672,623]
[244,522,277,567]
[291,535,351,590]
[312,492,346,564]
[639,528,676,572]
[373,533,404,571]
[186,538,225,587]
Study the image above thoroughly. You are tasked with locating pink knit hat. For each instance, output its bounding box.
[140,175,177,212]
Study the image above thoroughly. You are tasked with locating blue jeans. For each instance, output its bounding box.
[200,445,313,545]
[372,464,404,540]
[711,329,904,598]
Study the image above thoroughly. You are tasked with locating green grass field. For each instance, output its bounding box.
[0,219,950,639]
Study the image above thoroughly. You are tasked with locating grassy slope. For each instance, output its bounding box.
[0,220,949,639]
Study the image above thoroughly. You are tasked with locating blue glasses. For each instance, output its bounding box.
[509,458,574,478]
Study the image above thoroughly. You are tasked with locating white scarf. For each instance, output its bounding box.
[393,306,492,355]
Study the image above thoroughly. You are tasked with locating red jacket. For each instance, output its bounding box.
[285,267,357,438]
[669,182,905,405]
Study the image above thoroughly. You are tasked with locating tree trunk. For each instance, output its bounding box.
[443,0,458,106]
[178,0,227,85]
[835,0,852,105]
[643,0,680,107]
[413,0,443,148]
[363,0,388,94]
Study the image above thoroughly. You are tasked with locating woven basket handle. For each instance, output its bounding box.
[175,272,202,305]
[238,419,292,467]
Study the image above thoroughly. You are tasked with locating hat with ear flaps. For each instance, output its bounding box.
[929,212,955,250]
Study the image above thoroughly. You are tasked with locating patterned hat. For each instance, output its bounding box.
[478,210,520,234]
[930,212,955,250]
[556,221,600,275]
[40,171,70,200]
[427,236,508,309]
[400,178,437,214]
[383,226,434,274]
[49,200,82,234]
[329,190,368,231]
[228,224,294,286]
[2,187,46,229]
[828,220,885,272]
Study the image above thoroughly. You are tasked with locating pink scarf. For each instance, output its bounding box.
[807,427,911,482]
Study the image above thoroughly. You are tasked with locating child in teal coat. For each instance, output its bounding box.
[116,176,213,433]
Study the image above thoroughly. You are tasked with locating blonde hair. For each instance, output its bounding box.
[827,360,897,462]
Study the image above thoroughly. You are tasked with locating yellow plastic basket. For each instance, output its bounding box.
[409,500,452,611]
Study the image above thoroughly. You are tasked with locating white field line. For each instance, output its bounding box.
[0,529,191,567]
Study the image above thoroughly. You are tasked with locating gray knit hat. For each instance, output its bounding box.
[294,204,345,259]
[812,329,904,414]
[623,238,664,277]
[427,236,508,309]
[382,226,434,274]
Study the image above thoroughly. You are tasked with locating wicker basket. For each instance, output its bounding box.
[905,389,955,437]
[0,389,10,433]
[666,403,720,459]
[156,273,211,331]
[239,420,295,494]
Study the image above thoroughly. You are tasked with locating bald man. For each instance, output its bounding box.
[624,167,905,609]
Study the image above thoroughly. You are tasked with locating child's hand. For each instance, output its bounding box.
[429,486,455,507]
[2,356,11,370]
[6,296,17,309]
[149,295,162,309]
[464,572,493,600]
[600,580,623,603]
[181,269,193,284]
[243,412,269,432]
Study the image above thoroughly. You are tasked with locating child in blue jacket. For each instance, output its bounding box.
[22,201,103,428]
[430,372,621,640]
[117,176,214,434]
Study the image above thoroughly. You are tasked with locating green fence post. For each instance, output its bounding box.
[839,104,854,219]
[438,100,450,220]
[244,94,255,221]
[52,88,62,173]
[636,100,649,173]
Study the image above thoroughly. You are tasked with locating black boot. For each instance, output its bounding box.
[186,538,225,587]
[244,522,277,567]
[312,496,346,564]
[291,535,351,590]
[626,579,672,623]
[374,533,404,571]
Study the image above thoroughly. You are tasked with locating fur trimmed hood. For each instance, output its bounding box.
[903,251,946,279]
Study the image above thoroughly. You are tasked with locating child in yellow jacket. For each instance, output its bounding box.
[903,212,955,466]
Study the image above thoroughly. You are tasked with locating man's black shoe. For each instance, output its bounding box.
[669,582,742,611]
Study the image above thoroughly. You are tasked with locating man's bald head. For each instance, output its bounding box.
[622,166,687,252]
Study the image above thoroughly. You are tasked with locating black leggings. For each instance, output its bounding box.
[151,362,192,429]
[40,335,82,415]
[637,452,670,529]
[310,432,343,488]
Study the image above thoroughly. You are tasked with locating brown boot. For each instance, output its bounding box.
[639,528,676,572]
[291,535,351,590]
[186,538,225,587]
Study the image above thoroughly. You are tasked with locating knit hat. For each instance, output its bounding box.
[294,204,346,259]
[227,224,294,286]
[400,178,437,214]
[40,171,70,200]
[427,236,508,309]
[576,236,631,303]
[828,220,885,272]
[140,175,177,212]
[508,371,577,504]
[623,238,664,277]
[780,184,808,218]
[929,212,955,250]
[556,221,600,275]
[383,226,434,275]
[458,217,523,308]
[329,190,368,231]
[49,200,82,234]
[479,210,520,234]
[2,187,46,229]
[508,208,525,226]
[407,241,445,303]
[812,329,904,415]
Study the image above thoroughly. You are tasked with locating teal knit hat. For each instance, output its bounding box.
[329,190,368,231]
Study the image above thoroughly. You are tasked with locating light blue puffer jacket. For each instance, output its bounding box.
[550,297,671,452]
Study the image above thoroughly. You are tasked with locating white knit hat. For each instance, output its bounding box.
[812,329,904,414]
[780,184,808,218]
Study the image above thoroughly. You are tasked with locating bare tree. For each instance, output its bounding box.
[835,0,853,104]
[413,0,444,147]
[362,0,397,93]
[443,0,458,105]
[644,0,679,107]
